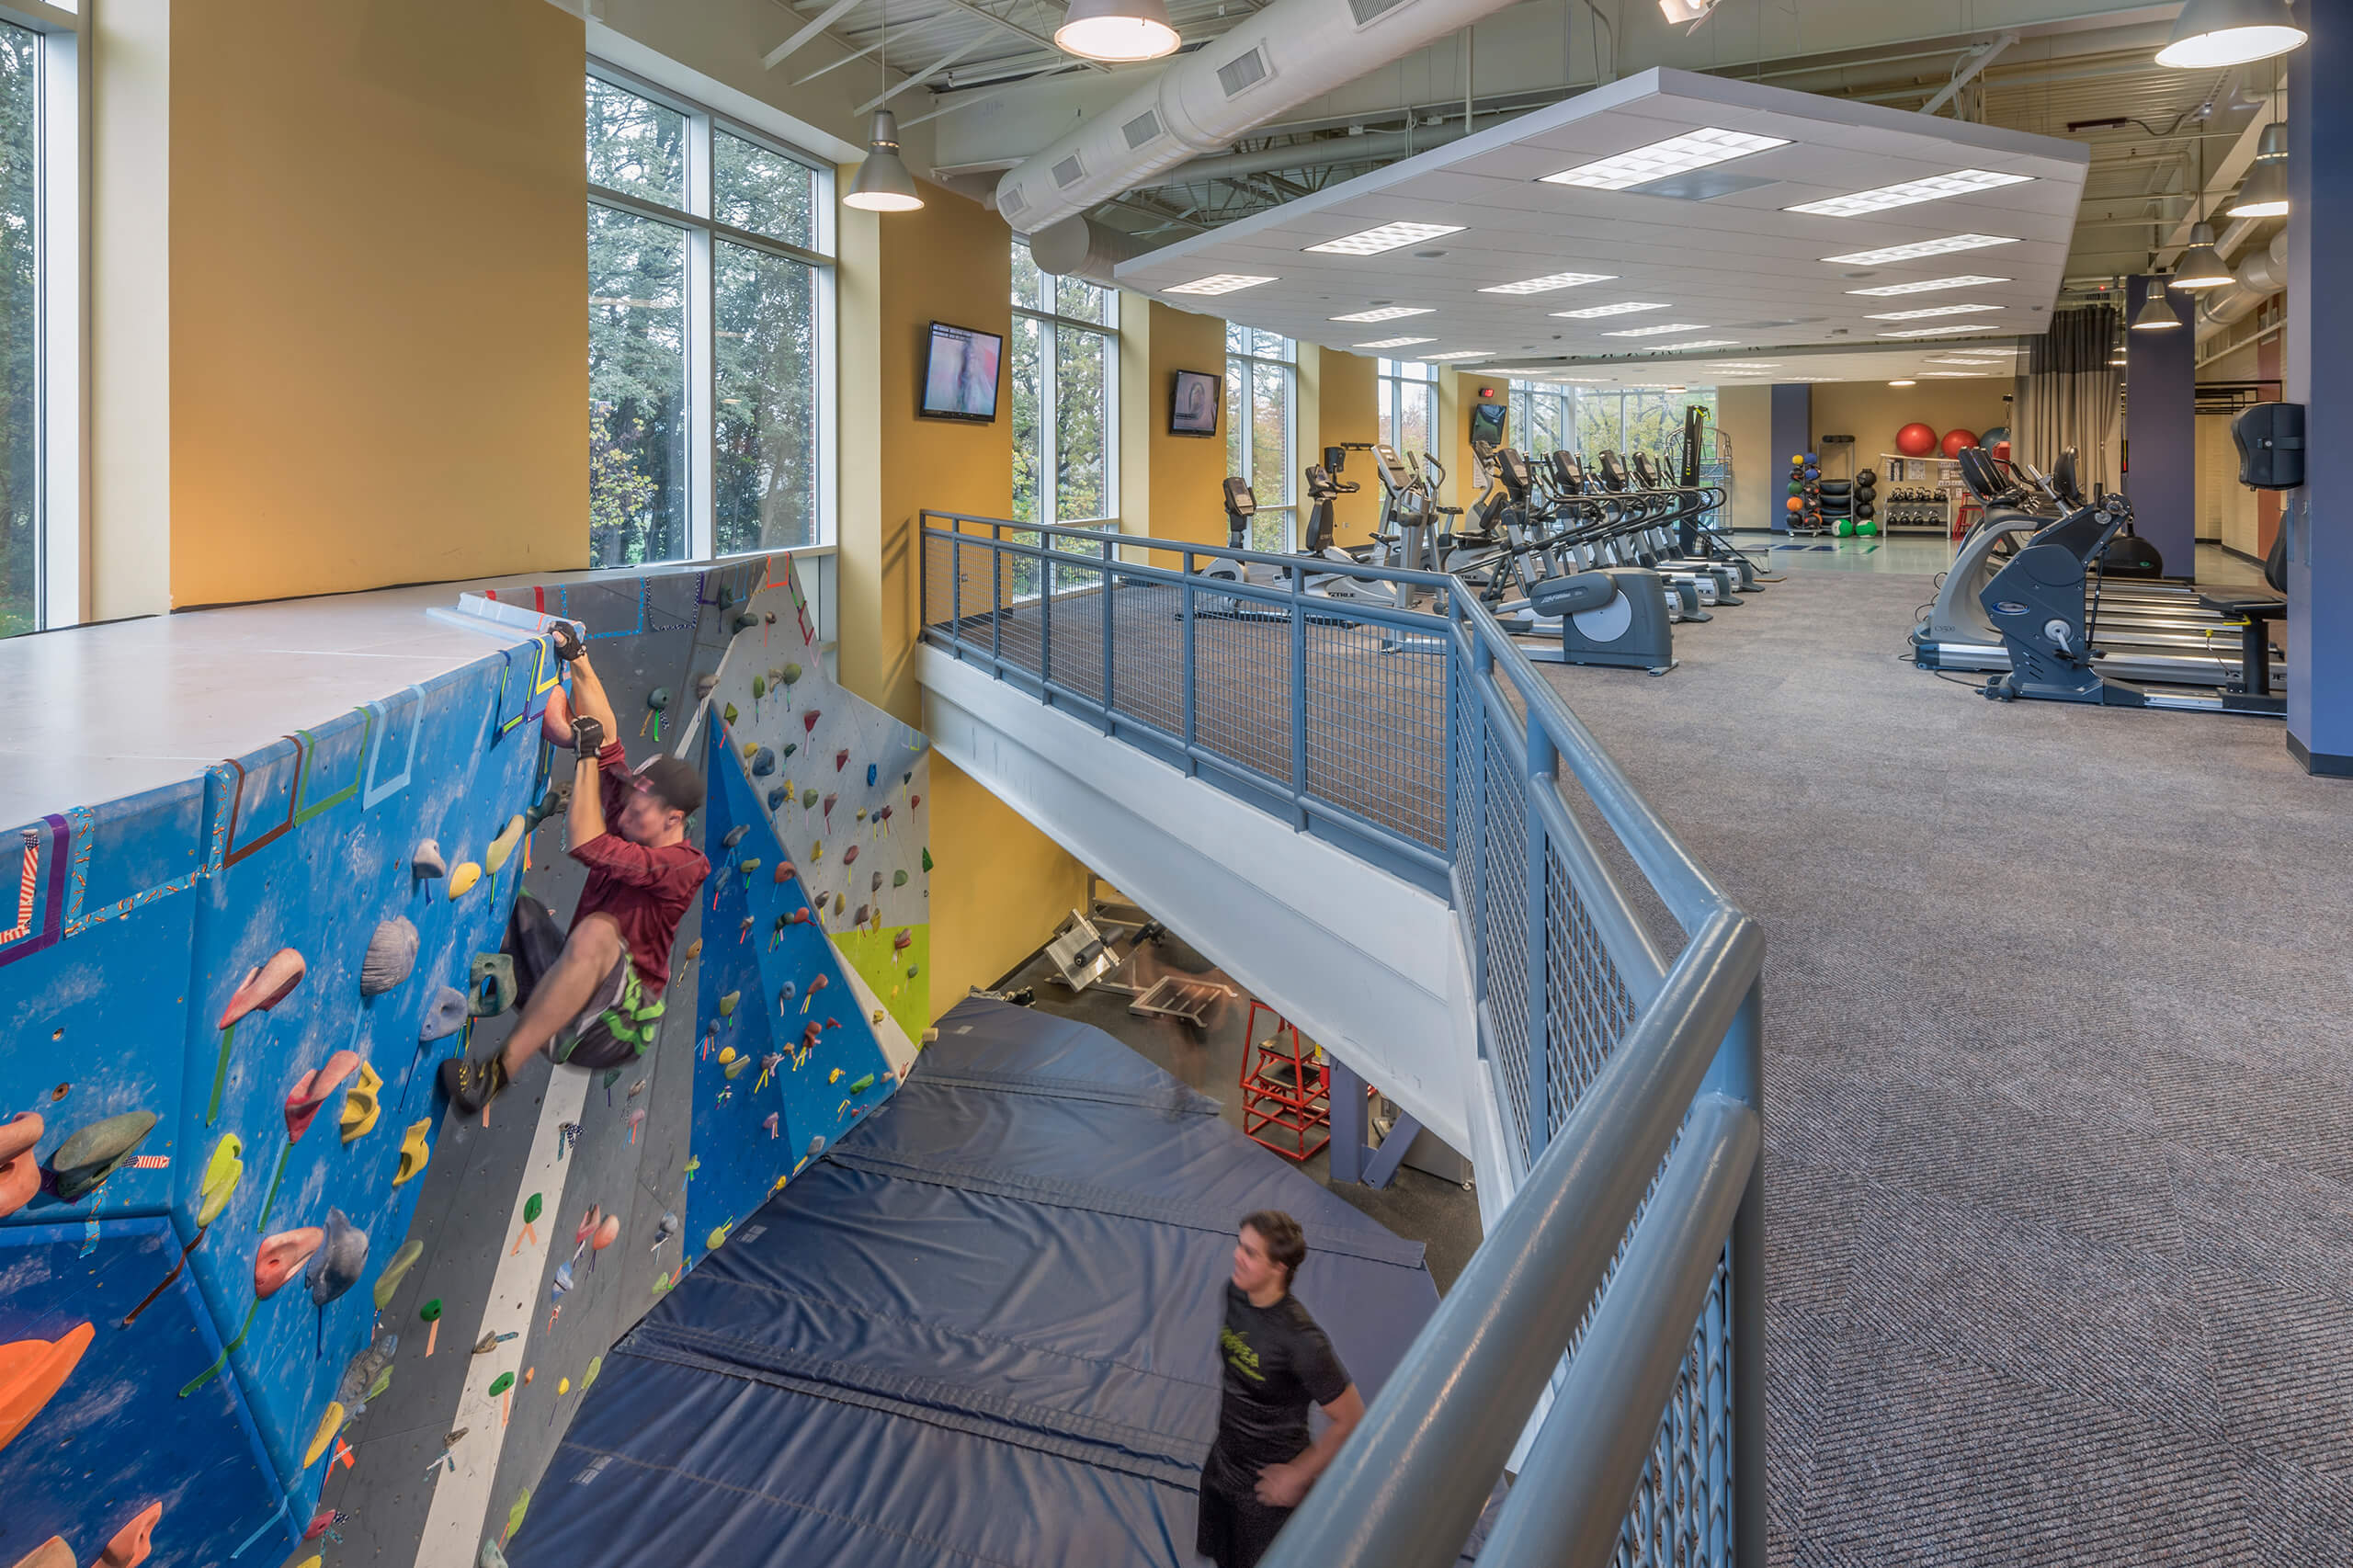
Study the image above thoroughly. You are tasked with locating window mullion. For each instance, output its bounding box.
[1040,314,1059,530]
[688,108,715,561]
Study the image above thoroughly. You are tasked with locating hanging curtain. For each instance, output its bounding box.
[2015,305,2120,490]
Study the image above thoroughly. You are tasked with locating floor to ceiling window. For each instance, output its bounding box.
[0,15,71,639]
[1010,242,1118,533]
[1508,381,1722,484]
[1376,358,1437,464]
[586,69,833,570]
[1225,327,1295,551]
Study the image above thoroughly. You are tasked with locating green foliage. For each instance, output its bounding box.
[0,28,39,638]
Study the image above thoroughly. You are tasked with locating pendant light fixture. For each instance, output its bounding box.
[2154,0,2306,69]
[2226,121,2290,218]
[2131,279,2182,331]
[2171,139,2233,290]
[847,2,925,213]
[1054,0,1179,62]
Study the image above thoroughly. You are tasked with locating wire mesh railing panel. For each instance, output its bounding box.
[923,530,961,635]
[1104,571,1184,736]
[1188,610,1298,793]
[1615,1255,1735,1568]
[1543,839,1641,1141]
[992,539,1048,682]
[1303,625,1449,853]
[1481,722,1533,1161]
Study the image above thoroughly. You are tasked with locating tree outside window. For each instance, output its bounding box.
[1224,326,1294,552]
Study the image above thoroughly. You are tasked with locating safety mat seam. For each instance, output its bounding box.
[676,1271,1222,1395]
[825,1146,1428,1267]
[620,1328,1211,1488]
[905,1065,1224,1115]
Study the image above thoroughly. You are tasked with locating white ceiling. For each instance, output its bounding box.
[1113,68,2090,369]
[1482,341,2029,390]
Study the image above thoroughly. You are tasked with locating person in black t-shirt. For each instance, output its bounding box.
[1198,1210,1365,1568]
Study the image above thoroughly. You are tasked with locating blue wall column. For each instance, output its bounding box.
[1768,385,1811,533]
[2286,24,2353,773]
[2122,274,2196,575]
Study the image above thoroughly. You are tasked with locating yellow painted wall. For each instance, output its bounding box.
[166,0,588,608]
[1316,350,1381,547]
[1118,299,1229,545]
[1808,380,2013,476]
[836,183,1088,1018]
[1715,385,1772,532]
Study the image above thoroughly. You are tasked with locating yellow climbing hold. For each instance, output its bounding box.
[717,1046,736,1064]
[448,862,482,898]
[393,1119,431,1186]
[871,1009,885,1025]
[198,1134,244,1227]
[828,1068,844,1085]
[582,1354,604,1392]
[557,1377,570,1395]
[304,1401,346,1466]
[341,1062,383,1143]
[484,815,526,873]
[707,1224,732,1250]
[504,1488,532,1547]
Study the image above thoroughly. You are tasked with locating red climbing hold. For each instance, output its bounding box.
[801,710,821,733]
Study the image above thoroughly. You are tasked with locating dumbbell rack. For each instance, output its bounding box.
[1878,454,1961,532]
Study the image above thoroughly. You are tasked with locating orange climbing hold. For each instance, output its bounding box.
[0,1321,94,1457]
[97,1500,163,1568]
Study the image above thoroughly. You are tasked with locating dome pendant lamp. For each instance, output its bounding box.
[2154,0,2306,69]
[2227,121,2290,218]
[2131,279,2183,331]
[847,3,926,213]
[2171,141,2233,290]
[1054,0,1179,62]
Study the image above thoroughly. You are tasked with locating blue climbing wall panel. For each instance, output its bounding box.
[684,720,899,1261]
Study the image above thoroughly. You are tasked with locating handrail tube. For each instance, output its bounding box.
[918,511,1461,592]
[1449,592,1730,935]
[1475,1091,1762,1568]
[1525,772,1671,1006]
[1255,907,1763,1568]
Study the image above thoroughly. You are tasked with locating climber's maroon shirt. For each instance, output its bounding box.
[566,741,709,996]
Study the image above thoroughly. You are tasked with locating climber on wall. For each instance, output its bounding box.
[441,623,710,1115]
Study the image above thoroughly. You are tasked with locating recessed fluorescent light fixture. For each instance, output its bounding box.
[1303,222,1465,256]
[1878,325,1996,337]
[1480,271,1616,295]
[1552,301,1670,320]
[1651,339,1738,350]
[1788,169,2032,218]
[1424,350,1494,360]
[1604,323,1709,337]
[1540,128,1790,190]
[1354,336,1437,349]
[1931,355,2007,365]
[1822,234,2019,266]
[1888,379,1917,387]
[1165,274,1276,295]
[1847,274,2012,296]
[1924,371,1984,377]
[1330,306,1434,322]
[1864,303,2003,321]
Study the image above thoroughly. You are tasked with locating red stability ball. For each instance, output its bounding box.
[1894,423,1938,458]
[1941,428,1980,460]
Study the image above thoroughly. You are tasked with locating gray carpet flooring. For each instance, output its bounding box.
[1538,563,2353,1567]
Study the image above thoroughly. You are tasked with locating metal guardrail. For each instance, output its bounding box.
[919,512,1765,1568]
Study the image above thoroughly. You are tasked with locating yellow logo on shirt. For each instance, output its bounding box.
[1220,1325,1265,1383]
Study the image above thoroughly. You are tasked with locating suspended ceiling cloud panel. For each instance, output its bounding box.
[1115,68,2089,365]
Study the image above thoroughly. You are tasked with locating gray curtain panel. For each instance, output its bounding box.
[2015,305,2120,491]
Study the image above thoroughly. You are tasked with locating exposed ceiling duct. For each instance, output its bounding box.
[1028,214,1154,283]
[993,0,1537,236]
[2198,230,2287,331]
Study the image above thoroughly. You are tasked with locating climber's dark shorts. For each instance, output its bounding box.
[508,894,665,1071]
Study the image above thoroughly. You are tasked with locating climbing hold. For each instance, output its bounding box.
[413,841,447,881]
[97,1500,164,1568]
[762,1112,779,1138]
[706,1225,730,1250]
[483,816,526,874]
[256,1228,324,1298]
[782,744,799,760]
[307,1209,369,1306]
[51,1111,158,1203]
[195,1134,243,1226]
[831,892,845,916]
[775,861,796,882]
[592,1214,620,1252]
[740,858,763,878]
[843,845,859,867]
[834,748,849,773]
[722,703,739,726]
[922,848,934,872]
[470,953,517,1017]
[481,1543,511,1568]
[893,869,909,887]
[871,1009,885,1025]
[341,1063,384,1142]
[304,1402,346,1467]
[801,789,817,810]
[733,611,759,633]
[488,1371,515,1398]
[752,675,767,699]
[220,949,307,1028]
[557,1378,569,1395]
[717,1046,736,1064]
[750,746,778,777]
[778,982,797,1006]
[393,1119,432,1186]
[722,824,748,850]
[870,872,883,894]
[695,673,718,700]
[448,862,483,898]
[718,991,739,1017]
[852,904,870,927]
[767,785,789,812]
[822,793,838,825]
[828,1068,843,1085]
[420,985,470,1043]
[0,1113,42,1221]
[849,1073,876,1094]
[362,918,419,994]
[867,763,878,787]
[723,1054,749,1080]
[892,930,914,952]
[647,687,670,710]
[284,1051,364,1141]
[805,1135,827,1159]
[525,788,566,830]
[8,1540,72,1568]
[908,792,920,809]
[0,1321,93,1457]
[581,1354,603,1392]
[372,1238,424,1308]
[909,965,920,979]
[684,938,703,961]
[801,710,821,733]
[338,1332,399,1404]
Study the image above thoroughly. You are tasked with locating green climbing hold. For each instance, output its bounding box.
[504,1487,532,1546]
[782,744,797,759]
[718,991,739,1017]
[723,1054,749,1080]
[365,1363,395,1403]
[892,869,908,887]
[752,676,767,699]
[488,1371,516,1397]
[523,1193,541,1223]
[801,789,818,809]
[907,964,920,979]
[781,662,802,685]
[581,1355,604,1392]
[723,703,739,726]
[921,848,934,872]
[646,688,669,711]
[849,1073,875,1093]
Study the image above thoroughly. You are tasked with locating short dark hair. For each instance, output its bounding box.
[1242,1210,1306,1286]
[637,756,704,817]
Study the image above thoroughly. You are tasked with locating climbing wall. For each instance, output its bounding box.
[0,647,555,1565]
[0,551,933,1568]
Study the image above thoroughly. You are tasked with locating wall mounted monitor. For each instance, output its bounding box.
[920,321,1004,422]
[1169,369,1222,437]
[1469,402,1507,449]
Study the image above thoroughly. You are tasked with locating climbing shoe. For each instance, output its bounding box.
[439,1053,508,1117]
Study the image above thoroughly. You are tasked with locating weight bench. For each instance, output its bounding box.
[2198,588,2287,698]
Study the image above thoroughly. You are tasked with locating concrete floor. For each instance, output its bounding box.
[994,913,1485,1292]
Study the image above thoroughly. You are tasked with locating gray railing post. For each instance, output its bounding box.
[1101,535,1116,729]
[1289,566,1310,829]
[1524,722,1556,1151]
[1181,550,1199,774]
[1467,629,1491,1010]
[990,524,1003,668]
[1716,976,1767,1568]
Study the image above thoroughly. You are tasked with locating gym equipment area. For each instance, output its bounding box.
[6,6,2352,1568]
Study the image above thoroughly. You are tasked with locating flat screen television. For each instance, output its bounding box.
[1470,402,1507,450]
[920,321,1004,423]
[1169,369,1222,437]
